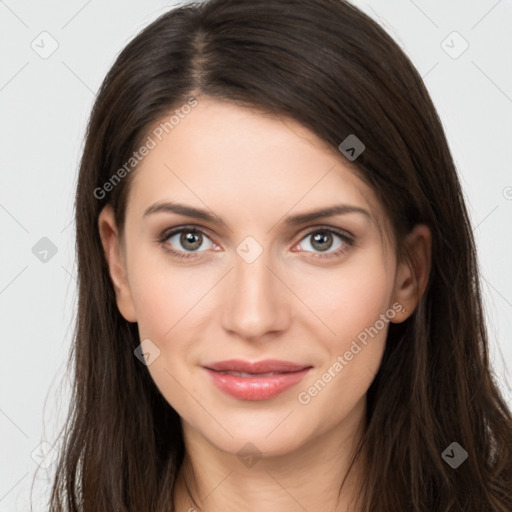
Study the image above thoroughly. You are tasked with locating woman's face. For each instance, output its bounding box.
[99,97,425,458]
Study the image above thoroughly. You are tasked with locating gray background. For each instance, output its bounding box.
[1,0,511,509]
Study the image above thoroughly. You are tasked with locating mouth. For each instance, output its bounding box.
[203,359,313,401]
[211,370,288,377]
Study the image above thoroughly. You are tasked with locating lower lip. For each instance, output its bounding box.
[204,367,311,401]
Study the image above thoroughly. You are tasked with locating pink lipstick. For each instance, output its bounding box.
[203,359,312,400]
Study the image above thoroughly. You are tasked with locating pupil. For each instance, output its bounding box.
[312,232,332,251]
[182,231,201,250]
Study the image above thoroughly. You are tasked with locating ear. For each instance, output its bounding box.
[98,204,137,322]
[389,224,431,323]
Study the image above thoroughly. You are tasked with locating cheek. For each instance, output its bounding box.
[294,251,394,340]
[132,279,178,340]
[296,285,390,419]
[128,255,204,413]
[293,252,393,402]
[128,247,208,340]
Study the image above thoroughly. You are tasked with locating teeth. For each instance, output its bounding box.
[221,371,280,377]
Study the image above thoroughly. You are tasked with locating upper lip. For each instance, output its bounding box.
[204,359,312,374]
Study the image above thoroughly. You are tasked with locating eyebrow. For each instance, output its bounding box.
[143,201,372,227]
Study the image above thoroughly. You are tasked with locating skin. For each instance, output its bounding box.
[98,97,431,511]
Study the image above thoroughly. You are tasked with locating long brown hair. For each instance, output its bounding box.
[47,0,512,509]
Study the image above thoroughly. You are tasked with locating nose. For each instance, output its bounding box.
[221,246,291,341]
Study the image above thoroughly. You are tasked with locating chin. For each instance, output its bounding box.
[193,409,315,459]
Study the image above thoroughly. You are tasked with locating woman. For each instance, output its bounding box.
[49,0,512,510]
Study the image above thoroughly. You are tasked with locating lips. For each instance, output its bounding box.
[205,359,310,374]
[203,359,312,400]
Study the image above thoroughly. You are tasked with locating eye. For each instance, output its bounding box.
[159,226,217,259]
[294,227,354,259]
[158,225,355,261]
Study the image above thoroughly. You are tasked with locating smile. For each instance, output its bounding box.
[203,359,313,400]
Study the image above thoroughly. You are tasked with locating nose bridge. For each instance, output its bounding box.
[221,236,290,339]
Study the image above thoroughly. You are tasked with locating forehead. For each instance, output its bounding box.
[126,97,386,233]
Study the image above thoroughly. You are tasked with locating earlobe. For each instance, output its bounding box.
[98,205,137,322]
[390,224,431,323]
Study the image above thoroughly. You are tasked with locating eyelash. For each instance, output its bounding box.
[157,225,356,261]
